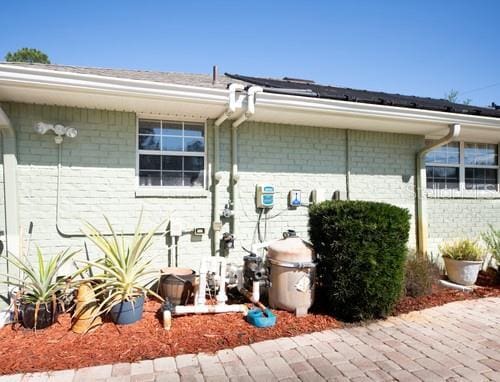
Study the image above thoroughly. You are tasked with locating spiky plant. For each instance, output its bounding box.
[482,225,500,263]
[81,215,165,316]
[439,239,485,261]
[0,247,80,328]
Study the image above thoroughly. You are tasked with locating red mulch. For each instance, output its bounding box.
[0,270,499,375]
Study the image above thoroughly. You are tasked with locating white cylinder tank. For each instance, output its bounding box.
[267,233,316,316]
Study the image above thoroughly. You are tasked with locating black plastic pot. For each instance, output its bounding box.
[20,302,58,329]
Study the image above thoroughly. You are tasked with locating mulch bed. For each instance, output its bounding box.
[1,270,499,375]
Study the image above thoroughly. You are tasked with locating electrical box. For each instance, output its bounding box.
[288,190,302,207]
[255,184,275,209]
[194,227,206,236]
[310,189,326,204]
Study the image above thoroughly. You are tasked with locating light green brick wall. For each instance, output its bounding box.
[427,198,500,257]
[0,102,425,304]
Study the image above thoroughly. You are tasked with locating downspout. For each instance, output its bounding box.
[212,84,244,255]
[230,86,263,238]
[0,107,19,259]
[345,129,351,200]
[416,124,461,256]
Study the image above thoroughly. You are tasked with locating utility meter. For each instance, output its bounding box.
[255,184,275,209]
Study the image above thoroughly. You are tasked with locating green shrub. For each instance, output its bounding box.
[439,239,484,261]
[404,253,440,297]
[309,200,410,321]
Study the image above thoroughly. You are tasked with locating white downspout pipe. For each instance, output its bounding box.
[0,107,20,267]
[212,84,245,255]
[416,124,461,256]
[231,86,263,239]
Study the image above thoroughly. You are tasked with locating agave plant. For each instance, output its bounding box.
[81,215,165,317]
[0,247,80,328]
[482,225,500,263]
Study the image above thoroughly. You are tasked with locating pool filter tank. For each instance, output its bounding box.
[266,231,316,316]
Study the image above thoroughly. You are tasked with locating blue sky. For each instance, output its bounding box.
[1,1,499,106]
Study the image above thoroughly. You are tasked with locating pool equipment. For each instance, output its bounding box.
[246,308,276,328]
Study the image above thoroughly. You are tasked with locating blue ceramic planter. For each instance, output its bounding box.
[110,295,144,325]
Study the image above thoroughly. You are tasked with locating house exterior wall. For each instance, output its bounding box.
[427,198,500,257]
[0,102,425,303]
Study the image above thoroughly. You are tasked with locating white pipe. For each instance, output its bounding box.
[214,83,245,127]
[0,107,19,300]
[416,124,461,256]
[251,280,260,304]
[215,256,227,304]
[212,84,244,256]
[173,303,248,315]
[197,258,208,305]
[231,86,263,239]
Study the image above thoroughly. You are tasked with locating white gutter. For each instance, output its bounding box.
[212,84,245,255]
[416,124,461,255]
[0,107,19,259]
[230,86,263,238]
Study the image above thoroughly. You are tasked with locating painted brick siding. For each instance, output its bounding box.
[427,198,500,257]
[0,102,424,302]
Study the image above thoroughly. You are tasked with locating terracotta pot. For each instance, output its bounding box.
[444,257,482,286]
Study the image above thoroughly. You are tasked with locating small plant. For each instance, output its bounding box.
[0,247,79,329]
[404,253,440,298]
[81,215,165,324]
[482,225,500,263]
[439,239,484,261]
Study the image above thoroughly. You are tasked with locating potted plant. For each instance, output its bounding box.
[0,247,79,329]
[482,225,500,284]
[440,239,485,286]
[82,215,164,325]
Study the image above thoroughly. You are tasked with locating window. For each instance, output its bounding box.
[137,119,206,187]
[426,141,499,192]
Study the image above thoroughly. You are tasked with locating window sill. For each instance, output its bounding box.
[135,188,209,198]
[426,190,500,199]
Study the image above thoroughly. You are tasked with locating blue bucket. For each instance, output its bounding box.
[110,295,145,325]
[246,308,277,328]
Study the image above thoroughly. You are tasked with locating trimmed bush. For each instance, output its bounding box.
[309,200,410,321]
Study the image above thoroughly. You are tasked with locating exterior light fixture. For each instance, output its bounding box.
[33,122,78,143]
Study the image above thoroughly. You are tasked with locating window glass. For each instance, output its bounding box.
[184,157,204,171]
[464,143,498,166]
[426,166,459,190]
[162,172,183,186]
[162,136,183,151]
[163,121,183,136]
[465,168,498,190]
[184,171,204,187]
[138,135,161,151]
[163,156,182,171]
[425,142,459,165]
[184,123,205,137]
[138,120,161,135]
[139,171,161,186]
[184,137,204,152]
[139,155,161,170]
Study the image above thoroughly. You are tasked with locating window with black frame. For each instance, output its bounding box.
[137,119,205,187]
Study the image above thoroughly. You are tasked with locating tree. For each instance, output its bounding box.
[5,48,50,64]
[445,89,473,105]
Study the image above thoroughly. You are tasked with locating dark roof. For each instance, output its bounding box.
[0,62,249,89]
[226,73,500,119]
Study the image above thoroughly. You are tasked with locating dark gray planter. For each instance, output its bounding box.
[110,295,144,325]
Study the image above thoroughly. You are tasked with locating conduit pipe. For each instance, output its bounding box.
[212,84,245,255]
[230,86,263,238]
[0,107,19,261]
[416,124,461,256]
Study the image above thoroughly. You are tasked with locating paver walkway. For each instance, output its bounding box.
[3,297,500,382]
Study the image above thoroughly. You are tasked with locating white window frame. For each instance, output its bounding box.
[426,141,500,195]
[135,117,207,189]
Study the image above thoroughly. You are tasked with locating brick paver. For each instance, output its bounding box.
[5,297,500,381]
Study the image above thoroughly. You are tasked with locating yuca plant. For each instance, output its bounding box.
[0,247,79,329]
[81,215,165,324]
[439,239,484,261]
[482,225,500,283]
